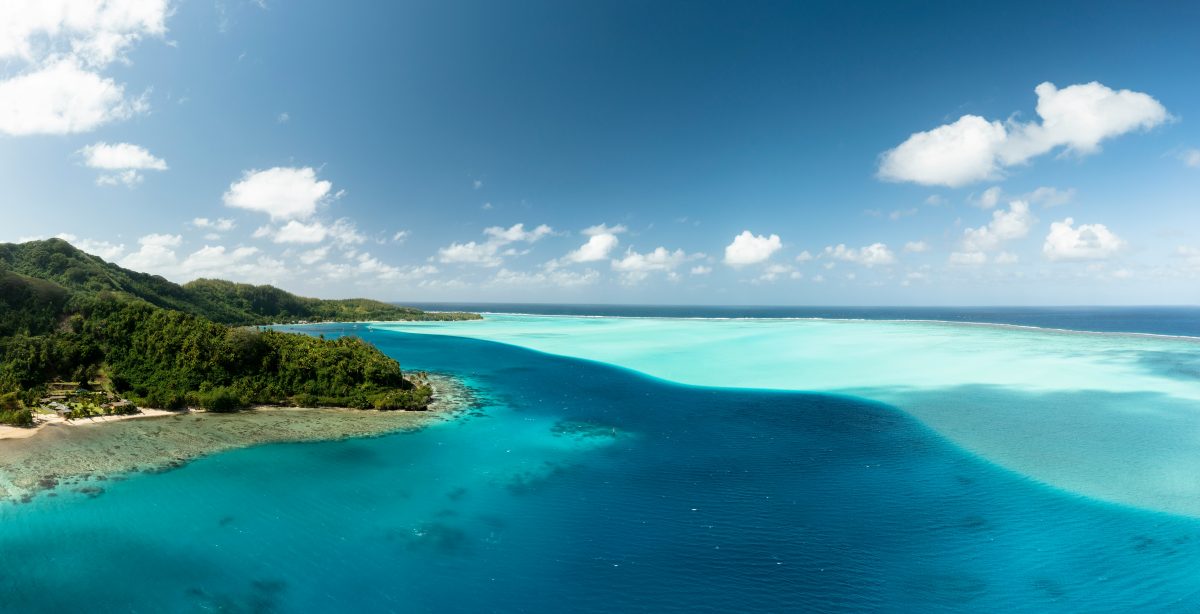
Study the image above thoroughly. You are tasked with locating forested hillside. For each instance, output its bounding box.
[0,238,479,325]
[0,239,471,425]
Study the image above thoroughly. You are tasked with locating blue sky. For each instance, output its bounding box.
[3,0,1200,305]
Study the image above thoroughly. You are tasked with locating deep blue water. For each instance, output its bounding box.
[408,303,1200,337]
[2,327,1199,612]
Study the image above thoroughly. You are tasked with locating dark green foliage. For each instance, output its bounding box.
[196,387,244,412]
[0,392,33,427]
[0,238,479,326]
[0,239,447,423]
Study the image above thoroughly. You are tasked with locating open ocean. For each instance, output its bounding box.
[2,307,1200,612]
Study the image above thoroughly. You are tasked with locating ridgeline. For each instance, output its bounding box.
[0,238,479,426]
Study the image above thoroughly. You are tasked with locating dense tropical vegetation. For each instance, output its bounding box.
[0,239,467,425]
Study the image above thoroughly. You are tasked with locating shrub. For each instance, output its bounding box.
[197,387,244,412]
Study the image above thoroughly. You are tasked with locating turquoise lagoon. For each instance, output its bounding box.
[379,314,1200,518]
[1,313,1199,612]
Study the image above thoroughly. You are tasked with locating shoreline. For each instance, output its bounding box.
[0,373,475,503]
[0,408,179,441]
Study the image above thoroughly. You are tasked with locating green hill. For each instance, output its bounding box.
[0,238,478,326]
[0,239,478,425]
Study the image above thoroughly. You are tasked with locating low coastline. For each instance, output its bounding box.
[0,373,474,503]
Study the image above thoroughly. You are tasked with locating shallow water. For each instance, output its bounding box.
[376,315,1200,517]
[1,329,1199,612]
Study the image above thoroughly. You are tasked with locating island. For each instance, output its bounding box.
[0,238,480,499]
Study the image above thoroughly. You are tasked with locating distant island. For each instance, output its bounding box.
[0,238,480,428]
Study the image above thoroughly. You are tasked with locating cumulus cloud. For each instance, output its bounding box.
[438,223,553,267]
[317,254,437,284]
[973,185,1074,209]
[960,200,1035,253]
[298,246,329,265]
[78,141,166,187]
[192,217,236,232]
[903,241,930,253]
[0,60,146,136]
[611,246,696,283]
[690,265,712,275]
[823,243,897,266]
[224,167,332,220]
[259,218,366,245]
[492,267,599,288]
[0,0,169,66]
[724,230,782,266]
[119,233,181,271]
[272,220,327,244]
[1027,186,1076,208]
[756,263,801,283]
[563,223,626,263]
[879,82,1170,187]
[974,186,1003,209]
[1043,218,1125,261]
[948,251,988,266]
[49,233,126,261]
[0,1,168,136]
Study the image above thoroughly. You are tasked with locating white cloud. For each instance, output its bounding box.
[120,233,181,271]
[823,242,897,267]
[1027,186,1076,207]
[179,245,262,278]
[79,142,166,170]
[392,230,409,243]
[902,270,930,286]
[0,0,168,67]
[78,141,166,187]
[1043,218,1126,261]
[473,179,483,190]
[298,246,329,265]
[1180,149,1200,169]
[51,233,126,261]
[960,201,1035,252]
[316,254,436,284]
[756,263,800,283]
[276,112,289,123]
[223,167,332,220]
[260,218,366,245]
[611,246,695,283]
[0,60,145,136]
[95,169,144,187]
[879,82,1170,187]
[326,218,366,245]
[0,1,168,136]
[690,265,712,275]
[492,267,599,288]
[795,250,813,262]
[995,251,1019,264]
[563,223,626,263]
[192,217,236,231]
[438,223,553,267]
[484,223,552,244]
[903,240,930,253]
[724,230,782,266]
[973,185,1074,209]
[273,220,327,244]
[949,251,988,265]
[974,186,1003,209]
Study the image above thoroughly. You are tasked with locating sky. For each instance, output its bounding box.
[2,0,1200,305]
